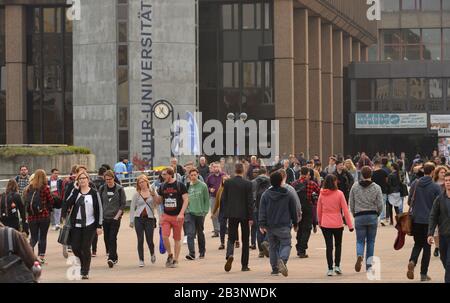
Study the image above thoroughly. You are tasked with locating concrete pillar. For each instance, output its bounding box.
[343,35,353,67]
[333,30,344,156]
[308,16,322,160]
[294,9,309,157]
[361,45,369,62]
[5,5,27,144]
[352,40,361,62]
[274,0,295,157]
[321,23,333,160]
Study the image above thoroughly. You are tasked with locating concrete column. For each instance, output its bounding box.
[308,16,322,160]
[294,9,309,157]
[352,40,361,62]
[321,23,333,160]
[5,5,27,144]
[343,35,353,67]
[361,45,369,62]
[274,0,295,157]
[333,30,344,156]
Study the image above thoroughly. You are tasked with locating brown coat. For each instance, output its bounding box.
[0,224,38,269]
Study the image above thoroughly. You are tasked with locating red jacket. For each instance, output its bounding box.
[317,189,353,229]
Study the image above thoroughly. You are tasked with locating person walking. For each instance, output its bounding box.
[206,162,225,238]
[291,167,320,258]
[432,165,448,257]
[0,179,26,232]
[130,174,158,267]
[387,163,403,225]
[15,165,30,196]
[23,169,54,265]
[63,171,103,280]
[333,160,354,203]
[48,168,63,231]
[349,166,383,273]
[317,174,354,276]
[406,163,441,281]
[98,170,126,268]
[198,156,210,182]
[252,168,271,257]
[344,159,358,184]
[259,170,298,277]
[185,168,210,260]
[428,171,450,283]
[154,167,189,268]
[212,175,231,250]
[372,160,390,226]
[222,163,254,272]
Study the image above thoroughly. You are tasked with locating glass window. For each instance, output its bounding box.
[119,130,129,151]
[42,92,64,143]
[264,3,270,30]
[429,79,443,98]
[381,0,400,12]
[422,29,442,60]
[256,61,262,87]
[264,61,271,89]
[448,79,450,97]
[119,107,128,128]
[422,0,441,10]
[392,100,408,111]
[429,100,442,111]
[43,8,56,32]
[444,29,450,60]
[375,79,390,100]
[368,44,378,61]
[118,22,127,43]
[356,79,372,100]
[233,4,239,30]
[0,92,5,144]
[223,62,233,88]
[222,5,232,30]
[118,45,128,66]
[403,29,420,44]
[356,101,372,111]
[243,62,255,87]
[410,78,426,99]
[383,30,402,44]
[402,0,419,10]
[242,4,255,29]
[0,66,5,91]
[404,45,421,60]
[383,46,402,60]
[393,79,407,98]
[117,5,128,20]
[444,0,450,10]
[256,3,261,30]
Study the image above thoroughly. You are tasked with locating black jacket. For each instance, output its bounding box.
[388,171,402,194]
[259,187,298,229]
[222,176,254,220]
[64,188,103,228]
[198,165,210,182]
[429,192,450,238]
[334,170,354,197]
[0,192,26,222]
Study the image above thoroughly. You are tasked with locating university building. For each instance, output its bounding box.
[0,0,376,168]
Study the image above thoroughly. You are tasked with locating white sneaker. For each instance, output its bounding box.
[334,266,343,275]
[151,254,156,264]
[51,226,57,231]
[139,260,145,267]
[55,224,61,231]
[183,236,188,244]
[327,269,334,276]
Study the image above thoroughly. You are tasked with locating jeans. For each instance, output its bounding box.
[250,211,257,247]
[355,214,378,269]
[439,235,450,283]
[380,194,388,221]
[226,218,249,268]
[267,226,292,271]
[71,224,96,276]
[134,217,155,261]
[185,213,206,256]
[29,218,50,256]
[103,219,121,262]
[321,227,344,270]
[92,234,98,253]
[409,223,431,275]
[52,208,62,226]
[296,202,312,254]
[210,197,220,233]
[219,211,227,245]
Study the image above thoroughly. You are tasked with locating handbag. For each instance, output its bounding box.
[396,181,418,236]
[57,206,74,245]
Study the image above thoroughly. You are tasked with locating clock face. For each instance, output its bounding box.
[154,103,170,119]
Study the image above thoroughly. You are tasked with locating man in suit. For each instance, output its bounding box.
[222,163,254,272]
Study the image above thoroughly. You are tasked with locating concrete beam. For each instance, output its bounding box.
[333,30,344,155]
[321,23,333,160]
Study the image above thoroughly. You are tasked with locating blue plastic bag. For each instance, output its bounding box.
[159,226,166,254]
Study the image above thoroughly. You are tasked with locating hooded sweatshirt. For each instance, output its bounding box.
[317,189,353,229]
[259,186,298,229]
[349,180,383,217]
[187,180,210,216]
[409,176,441,225]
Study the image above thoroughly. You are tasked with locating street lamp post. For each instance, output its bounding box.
[227,112,248,157]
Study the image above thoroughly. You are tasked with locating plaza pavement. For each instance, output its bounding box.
[40,215,445,283]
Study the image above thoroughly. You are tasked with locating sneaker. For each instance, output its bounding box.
[62,246,69,259]
[355,256,363,272]
[113,260,118,265]
[249,244,256,250]
[218,244,225,250]
[169,260,179,268]
[199,253,205,259]
[107,259,114,268]
[334,266,342,275]
[380,221,386,227]
[151,254,156,264]
[261,241,270,258]
[92,251,97,257]
[271,270,280,276]
[67,247,73,253]
[166,254,174,268]
[277,259,288,277]
[139,260,145,267]
[241,267,250,272]
[258,251,265,258]
[420,274,431,282]
[313,226,318,234]
[81,275,89,280]
[327,269,334,276]
[224,255,234,272]
[235,241,240,248]
[185,254,195,261]
[434,248,439,257]
[55,224,61,231]
[183,236,188,244]
[212,232,219,238]
[407,261,415,280]
[51,225,57,231]
[298,253,309,259]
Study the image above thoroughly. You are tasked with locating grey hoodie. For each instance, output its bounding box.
[349,180,383,216]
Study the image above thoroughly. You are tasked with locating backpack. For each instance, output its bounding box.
[25,189,42,215]
[292,180,308,206]
[255,178,271,210]
[0,227,36,283]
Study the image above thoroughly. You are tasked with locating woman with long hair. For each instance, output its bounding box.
[432,165,448,258]
[0,179,26,232]
[64,171,103,279]
[23,169,54,264]
[387,163,403,224]
[212,175,231,250]
[317,174,354,276]
[344,159,358,183]
[130,174,158,267]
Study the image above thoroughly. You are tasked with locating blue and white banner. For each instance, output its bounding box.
[355,113,427,129]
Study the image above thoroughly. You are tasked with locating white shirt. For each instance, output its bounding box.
[75,193,95,228]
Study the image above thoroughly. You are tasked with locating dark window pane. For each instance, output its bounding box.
[403,28,420,44]
[374,101,390,111]
[422,29,441,60]
[119,107,128,128]
[42,92,64,143]
[222,5,232,30]
[264,3,270,30]
[368,44,378,61]
[410,100,426,111]
[444,29,450,59]
[256,3,261,30]
[423,45,441,60]
[392,100,407,111]
[118,22,127,42]
[234,62,239,88]
[118,0,128,4]
[223,90,240,114]
[242,31,262,60]
[117,5,128,20]
[422,0,441,10]
[448,80,450,97]
[43,8,56,33]
[381,0,400,12]
[0,66,5,91]
[375,79,390,100]
[34,8,40,33]
[242,4,255,30]
[119,130,129,151]
[118,67,128,105]
[43,65,63,91]
[404,45,421,60]
[402,0,419,10]
[393,79,407,98]
[429,79,442,98]
[43,33,63,65]
[118,45,128,65]
[256,61,262,88]
[28,92,41,143]
[383,46,402,60]
[243,62,255,88]
[0,92,5,144]
[223,62,232,88]
[223,31,239,61]
[410,78,426,99]
[64,92,73,144]
[429,100,442,111]
[242,88,264,116]
[444,0,450,10]
[356,79,372,100]
[265,61,271,89]
[383,30,402,44]
[356,101,372,111]
[233,4,239,30]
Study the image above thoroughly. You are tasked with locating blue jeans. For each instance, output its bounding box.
[267,226,292,271]
[439,235,450,283]
[380,194,388,221]
[210,197,220,233]
[355,214,378,269]
[184,213,206,256]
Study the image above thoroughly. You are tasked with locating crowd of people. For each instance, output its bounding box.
[1,151,450,283]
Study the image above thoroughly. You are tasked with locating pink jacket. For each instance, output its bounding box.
[317,189,354,229]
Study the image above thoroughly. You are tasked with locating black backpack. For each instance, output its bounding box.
[25,189,42,215]
[255,178,271,210]
[0,227,36,283]
[292,180,308,206]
